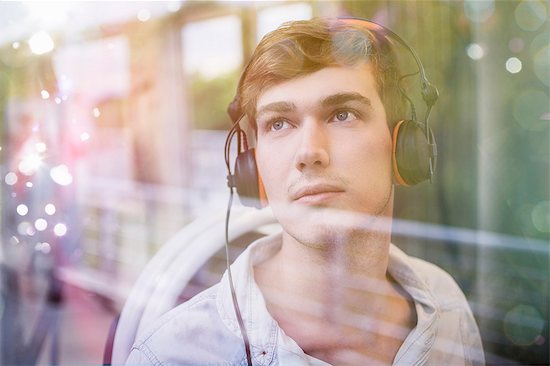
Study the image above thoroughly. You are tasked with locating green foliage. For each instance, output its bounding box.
[189,70,240,130]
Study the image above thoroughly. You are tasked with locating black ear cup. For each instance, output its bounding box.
[393,120,437,186]
[232,148,262,208]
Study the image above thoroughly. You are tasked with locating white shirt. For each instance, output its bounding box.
[127,233,485,365]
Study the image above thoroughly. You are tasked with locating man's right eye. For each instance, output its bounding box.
[270,120,290,131]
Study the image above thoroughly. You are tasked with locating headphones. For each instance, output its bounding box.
[225,17,439,206]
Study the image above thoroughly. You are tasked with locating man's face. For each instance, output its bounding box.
[255,65,394,246]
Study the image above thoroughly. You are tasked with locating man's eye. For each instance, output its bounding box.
[332,110,357,123]
[270,120,290,131]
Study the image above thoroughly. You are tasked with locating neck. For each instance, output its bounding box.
[259,221,394,313]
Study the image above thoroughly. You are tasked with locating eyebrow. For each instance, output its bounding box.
[256,92,372,120]
[320,92,372,108]
[256,101,296,120]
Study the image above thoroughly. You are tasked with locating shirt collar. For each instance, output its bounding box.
[388,244,440,365]
[216,234,440,366]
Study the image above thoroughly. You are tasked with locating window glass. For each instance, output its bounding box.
[182,15,242,130]
[256,2,312,42]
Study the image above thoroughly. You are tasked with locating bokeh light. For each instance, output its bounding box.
[506,57,522,74]
[35,142,47,153]
[92,107,101,118]
[28,31,55,55]
[464,0,495,23]
[166,2,181,13]
[16,204,29,216]
[80,132,90,141]
[509,38,525,53]
[35,242,51,254]
[137,9,151,22]
[504,304,545,346]
[50,164,73,186]
[512,89,549,131]
[466,43,484,60]
[54,223,68,236]
[45,203,56,215]
[41,90,50,99]
[514,0,547,32]
[35,218,48,231]
[4,172,18,185]
[17,221,35,236]
[18,153,43,176]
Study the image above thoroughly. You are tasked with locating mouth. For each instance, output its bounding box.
[291,184,345,205]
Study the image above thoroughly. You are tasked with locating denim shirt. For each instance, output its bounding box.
[126,233,485,365]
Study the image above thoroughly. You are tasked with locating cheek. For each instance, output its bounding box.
[255,146,283,200]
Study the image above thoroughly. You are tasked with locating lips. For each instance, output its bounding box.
[290,183,345,204]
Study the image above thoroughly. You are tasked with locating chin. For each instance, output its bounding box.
[276,204,359,246]
[273,200,392,247]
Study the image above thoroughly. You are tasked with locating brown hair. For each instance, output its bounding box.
[235,17,406,130]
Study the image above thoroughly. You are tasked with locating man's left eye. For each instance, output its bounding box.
[332,110,357,122]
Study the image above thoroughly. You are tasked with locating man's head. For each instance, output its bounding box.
[230,18,408,246]
[236,17,406,132]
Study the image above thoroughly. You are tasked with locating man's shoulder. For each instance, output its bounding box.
[127,284,244,365]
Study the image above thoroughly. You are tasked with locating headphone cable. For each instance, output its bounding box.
[224,152,253,365]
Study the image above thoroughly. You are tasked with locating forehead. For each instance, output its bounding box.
[256,64,381,113]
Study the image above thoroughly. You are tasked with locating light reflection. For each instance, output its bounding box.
[5,172,18,185]
[16,204,29,216]
[18,153,43,176]
[35,242,51,254]
[45,203,56,215]
[503,304,545,345]
[466,43,484,60]
[137,9,151,22]
[50,164,73,186]
[25,182,33,188]
[54,223,67,236]
[41,90,50,99]
[80,132,90,141]
[505,57,522,74]
[514,0,546,32]
[464,0,495,23]
[35,218,48,231]
[166,1,181,13]
[17,221,35,236]
[512,89,548,131]
[12,42,20,49]
[508,37,524,53]
[10,236,20,245]
[35,142,47,153]
[29,31,55,55]
[55,97,62,104]
[93,107,101,118]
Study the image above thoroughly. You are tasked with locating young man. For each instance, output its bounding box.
[126,18,484,365]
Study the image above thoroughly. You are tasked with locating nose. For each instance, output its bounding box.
[294,122,330,171]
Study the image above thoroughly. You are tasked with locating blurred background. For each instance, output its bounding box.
[0,1,548,365]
